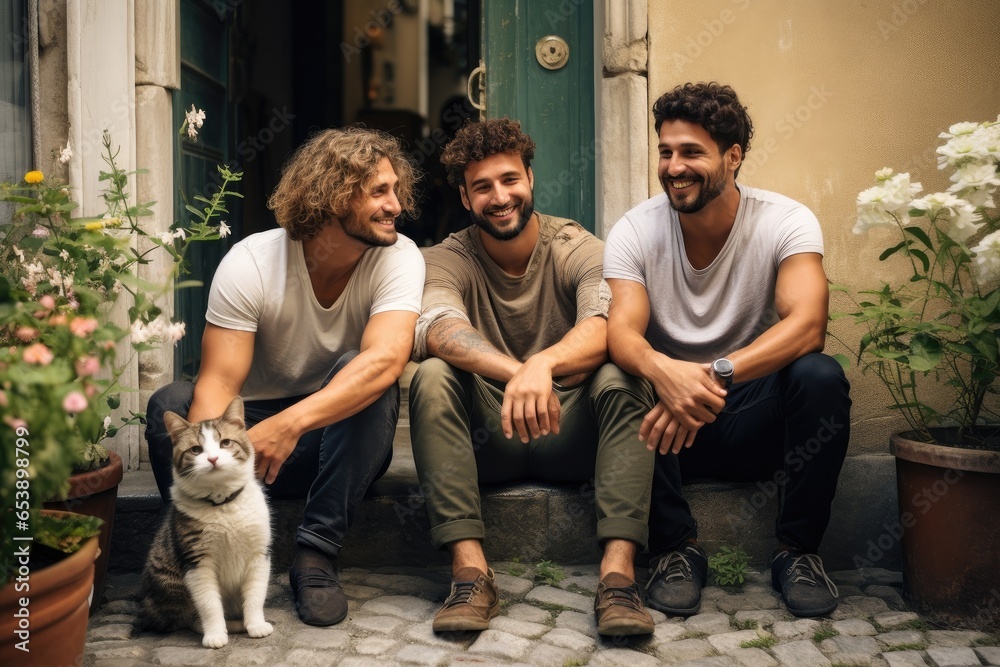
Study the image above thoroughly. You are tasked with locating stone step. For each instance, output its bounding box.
[110,420,900,575]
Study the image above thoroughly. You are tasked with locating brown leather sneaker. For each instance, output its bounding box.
[594,572,655,636]
[432,567,500,632]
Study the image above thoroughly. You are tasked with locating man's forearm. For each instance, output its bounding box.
[535,316,608,380]
[426,318,521,382]
[726,316,825,384]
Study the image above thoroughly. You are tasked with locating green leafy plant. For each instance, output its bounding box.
[739,635,776,649]
[507,556,526,577]
[0,130,240,584]
[708,545,749,586]
[831,118,1000,448]
[533,560,565,586]
[813,626,839,642]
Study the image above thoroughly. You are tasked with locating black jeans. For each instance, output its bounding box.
[144,351,398,559]
[649,353,851,555]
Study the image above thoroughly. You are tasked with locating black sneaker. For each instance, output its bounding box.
[771,550,839,617]
[289,546,349,626]
[644,543,708,616]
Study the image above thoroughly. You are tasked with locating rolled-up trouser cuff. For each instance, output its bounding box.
[296,527,343,559]
[596,516,649,549]
[431,518,485,550]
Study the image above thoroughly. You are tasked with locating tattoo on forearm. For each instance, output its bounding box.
[432,321,502,359]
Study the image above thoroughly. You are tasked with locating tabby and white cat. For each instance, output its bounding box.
[139,397,273,649]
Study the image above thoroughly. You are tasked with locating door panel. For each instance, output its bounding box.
[482,1,596,231]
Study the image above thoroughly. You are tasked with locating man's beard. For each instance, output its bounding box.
[663,162,729,214]
[469,195,535,241]
[341,211,398,247]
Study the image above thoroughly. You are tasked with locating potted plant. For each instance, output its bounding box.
[832,117,1000,630]
[0,125,239,663]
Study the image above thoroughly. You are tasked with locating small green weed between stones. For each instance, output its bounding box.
[739,636,776,649]
[683,631,709,640]
[708,545,749,587]
[731,618,758,630]
[566,583,593,596]
[507,556,526,577]
[813,626,839,642]
[973,633,1000,646]
[534,560,566,586]
[883,643,927,652]
[532,601,572,614]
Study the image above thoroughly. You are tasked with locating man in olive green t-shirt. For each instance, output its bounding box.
[409,118,656,638]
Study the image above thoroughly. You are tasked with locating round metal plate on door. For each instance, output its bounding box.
[535,35,569,70]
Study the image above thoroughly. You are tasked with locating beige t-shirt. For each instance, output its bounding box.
[413,213,610,362]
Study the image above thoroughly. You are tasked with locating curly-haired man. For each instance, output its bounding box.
[409,117,657,637]
[605,82,851,618]
[145,127,425,627]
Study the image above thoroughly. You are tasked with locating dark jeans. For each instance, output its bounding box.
[649,353,851,555]
[144,351,398,559]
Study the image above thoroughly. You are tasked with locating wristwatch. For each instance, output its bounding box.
[712,358,735,388]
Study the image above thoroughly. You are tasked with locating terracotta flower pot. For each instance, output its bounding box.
[43,450,123,613]
[0,512,99,667]
[890,431,1000,630]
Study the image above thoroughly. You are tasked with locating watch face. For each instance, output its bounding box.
[713,358,734,376]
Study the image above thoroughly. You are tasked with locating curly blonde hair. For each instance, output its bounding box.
[267,127,418,241]
[440,117,535,189]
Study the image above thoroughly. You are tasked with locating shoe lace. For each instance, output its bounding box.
[645,549,693,592]
[442,580,480,609]
[603,583,644,611]
[786,553,839,598]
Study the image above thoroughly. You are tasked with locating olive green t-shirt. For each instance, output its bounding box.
[413,213,609,362]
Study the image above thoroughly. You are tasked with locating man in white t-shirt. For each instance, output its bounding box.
[145,127,425,627]
[604,83,851,618]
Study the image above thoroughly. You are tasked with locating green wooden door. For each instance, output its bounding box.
[173,0,239,380]
[482,1,596,231]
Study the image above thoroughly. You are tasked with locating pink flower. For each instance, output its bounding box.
[4,416,27,431]
[74,356,101,377]
[22,343,54,365]
[69,316,98,337]
[84,383,98,398]
[39,295,56,310]
[62,391,88,413]
[14,327,38,342]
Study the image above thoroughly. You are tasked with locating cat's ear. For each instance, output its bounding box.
[221,396,245,428]
[163,411,192,440]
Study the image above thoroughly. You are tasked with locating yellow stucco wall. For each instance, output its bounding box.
[646,0,1000,451]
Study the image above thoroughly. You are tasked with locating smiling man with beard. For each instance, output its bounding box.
[409,118,657,637]
[604,82,851,619]
[145,127,425,628]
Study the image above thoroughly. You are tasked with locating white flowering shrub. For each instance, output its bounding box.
[833,118,1000,446]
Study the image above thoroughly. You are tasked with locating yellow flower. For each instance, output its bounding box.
[102,217,122,228]
[84,221,104,231]
[24,170,43,184]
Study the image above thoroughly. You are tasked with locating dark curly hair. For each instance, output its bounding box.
[652,82,754,176]
[440,117,536,189]
[267,127,418,241]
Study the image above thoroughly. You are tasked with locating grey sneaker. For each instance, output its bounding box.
[771,550,839,617]
[644,543,708,616]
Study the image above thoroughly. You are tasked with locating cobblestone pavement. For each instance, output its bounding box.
[85,564,1000,666]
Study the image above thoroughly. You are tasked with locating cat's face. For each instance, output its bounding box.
[163,398,253,484]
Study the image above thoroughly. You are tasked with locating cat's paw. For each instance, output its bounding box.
[246,621,273,638]
[202,631,229,648]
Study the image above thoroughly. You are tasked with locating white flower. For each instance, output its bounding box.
[157,231,174,244]
[59,249,70,261]
[185,105,206,140]
[31,226,49,238]
[874,167,895,181]
[218,221,231,238]
[947,163,1000,208]
[173,228,187,240]
[112,279,123,294]
[58,140,73,164]
[939,122,980,140]
[130,319,151,344]
[854,172,922,234]
[103,416,112,432]
[146,317,165,341]
[971,230,1000,283]
[12,246,24,262]
[165,321,186,344]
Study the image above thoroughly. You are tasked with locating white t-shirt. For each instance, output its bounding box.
[604,185,824,363]
[206,228,425,400]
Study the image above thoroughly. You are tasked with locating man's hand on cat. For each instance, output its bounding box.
[248,418,296,484]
